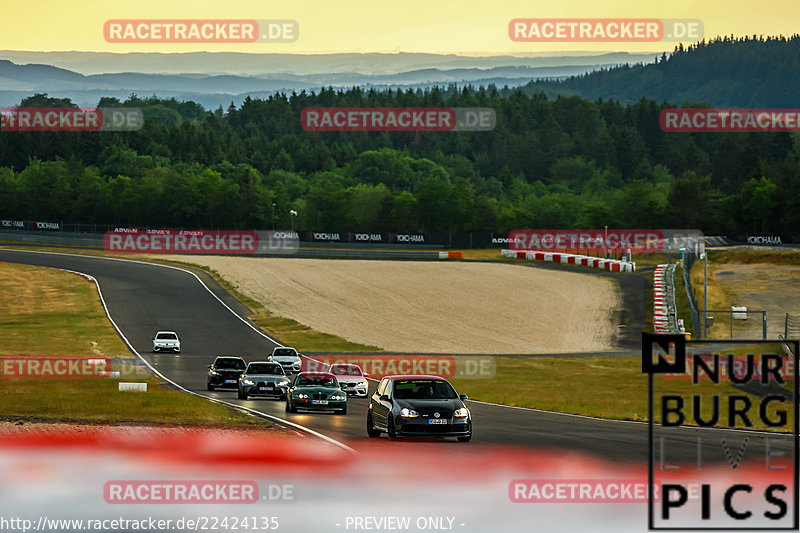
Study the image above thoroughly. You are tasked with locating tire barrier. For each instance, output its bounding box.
[501,249,636,272]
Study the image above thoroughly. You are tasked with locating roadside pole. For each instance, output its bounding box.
[702,249,708,339]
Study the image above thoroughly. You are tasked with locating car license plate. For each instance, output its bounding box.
[428,419,447,425]
[312,400,328,405]
[259,387,267,391]
[225,380,236,384]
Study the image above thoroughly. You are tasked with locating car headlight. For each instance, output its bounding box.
[241,379,254,386]
[359,380,368,387]
[400,408,419,418]
[454,407,470,418]
[278,379,289,386]
[330,394,346,401]
[295,393,309,399]
[209,370,219,376]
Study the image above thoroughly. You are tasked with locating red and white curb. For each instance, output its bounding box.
[501,249,635,272]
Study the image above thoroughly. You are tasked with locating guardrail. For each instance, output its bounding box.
[653,264,681,334]
[680,252,701,336]
[777,334,796,357]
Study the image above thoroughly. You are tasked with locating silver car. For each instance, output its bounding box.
[268,347,302,374]
[238,361,290,400]
[152,331,180,353]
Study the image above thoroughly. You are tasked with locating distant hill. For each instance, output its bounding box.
[519,35,800,107]
[0,50,659,108]
[0,50,659,76]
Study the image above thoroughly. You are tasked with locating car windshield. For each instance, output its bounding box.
[296,376,338,387]
[156,333,177,339]
[330,365,362,376]
[215,358,246,370]
[272,348,297,358]
[247,363,284,375]
[393,380,456,400]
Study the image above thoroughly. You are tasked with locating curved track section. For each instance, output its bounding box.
[0,248,772,463]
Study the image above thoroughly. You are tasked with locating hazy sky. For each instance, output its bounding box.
[2,0,798,54]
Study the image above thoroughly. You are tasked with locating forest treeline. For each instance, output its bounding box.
[520,35,800,108]
[1,38,799,236]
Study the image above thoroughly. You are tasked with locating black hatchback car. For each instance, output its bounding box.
[367,375,471,442]
[207,356,247,390]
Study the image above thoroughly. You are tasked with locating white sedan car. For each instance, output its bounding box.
[328,363,369,396]
[152,331,181,353]
[268,347,302,374]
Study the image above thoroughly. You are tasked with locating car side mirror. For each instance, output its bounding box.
[207,365,212,369]
[364,373,370,378]
[379,394,391,402]
[459,394,469,401]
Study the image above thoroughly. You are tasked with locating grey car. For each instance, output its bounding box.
[238,361,291,400]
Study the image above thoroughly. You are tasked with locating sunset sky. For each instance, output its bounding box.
[2,0,797,55]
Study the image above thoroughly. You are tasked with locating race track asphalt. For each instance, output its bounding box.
[0,248,790,465]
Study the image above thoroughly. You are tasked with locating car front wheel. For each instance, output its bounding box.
[207,383,215,391]
[238,390,247,400]
[387,415,397,440]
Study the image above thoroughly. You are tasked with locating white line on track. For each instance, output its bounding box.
[4,249,355,453]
